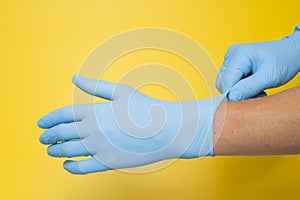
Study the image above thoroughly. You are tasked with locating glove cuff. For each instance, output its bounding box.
[200,93,228,157]
[179,93,227,158]
[208,91,228,157]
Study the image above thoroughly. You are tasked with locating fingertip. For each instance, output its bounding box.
[63,160,73,170]
[38,116,56,129]
[47,145,63,157]
[215,75,221,92]
[39,130,57,145]
[72,74,79,84]
[37,118,46,128]
[228,89,243,101]
[63,158,111,174]
[216,69,240,94]
[216,60,230,92]
[47,145,55,156]
[39,134,47,144]
[63,160,85,175]
[215,75,225,93]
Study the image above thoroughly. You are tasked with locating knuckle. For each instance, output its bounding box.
[227,44,242,55]
[235,44,250,54]
[236,44,254,57]
[47,146,56,156]
[227,43,254,58]
[228,44,239,51]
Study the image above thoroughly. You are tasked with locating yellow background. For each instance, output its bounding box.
[1,0,300,200]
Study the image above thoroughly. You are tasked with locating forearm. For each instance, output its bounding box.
[213,86,300,155]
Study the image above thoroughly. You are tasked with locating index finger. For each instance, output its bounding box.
[37,104,91,129]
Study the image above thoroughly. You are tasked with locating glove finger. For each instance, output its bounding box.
[228,71,267,101]
[63,157,110,174]
[217,47,252,93]
[47,140,91,158]
[216,45,239,93]
[39,123,87,145]
[72,74,126,101]
[38,104,90,129]
[216,58,230,93]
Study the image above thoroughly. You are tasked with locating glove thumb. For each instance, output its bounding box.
[72,74,120,100]
[228,71,267,101]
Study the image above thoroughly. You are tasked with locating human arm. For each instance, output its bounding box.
[38,75,225,174]
[216,25,300,101]
[214,86,300,155]
[38,76,300,174]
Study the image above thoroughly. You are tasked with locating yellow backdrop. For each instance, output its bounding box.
[1,0,299,200]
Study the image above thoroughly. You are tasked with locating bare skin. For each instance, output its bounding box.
[213,86,300,156]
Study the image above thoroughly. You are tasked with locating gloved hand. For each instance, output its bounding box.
[216,25,300,101]
[38,75,226,174]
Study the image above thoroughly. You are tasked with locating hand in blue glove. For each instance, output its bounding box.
[38,75,225,174]
[216,25,300,101]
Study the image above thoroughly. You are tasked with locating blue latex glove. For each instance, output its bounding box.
[38,75,226,174]
[216,25,300,101]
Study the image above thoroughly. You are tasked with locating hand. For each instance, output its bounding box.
[216,25,300,101]
[38,75,225,174]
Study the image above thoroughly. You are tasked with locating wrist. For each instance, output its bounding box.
[208,94,228,156]
[213,101,227,156]
[181,94,227,158]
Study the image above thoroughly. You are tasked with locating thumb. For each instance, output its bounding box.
[228,71,267,101]
[72,74,120,100]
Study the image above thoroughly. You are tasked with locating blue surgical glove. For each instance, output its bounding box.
[216,25,300,101]
[38,75,225,174]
